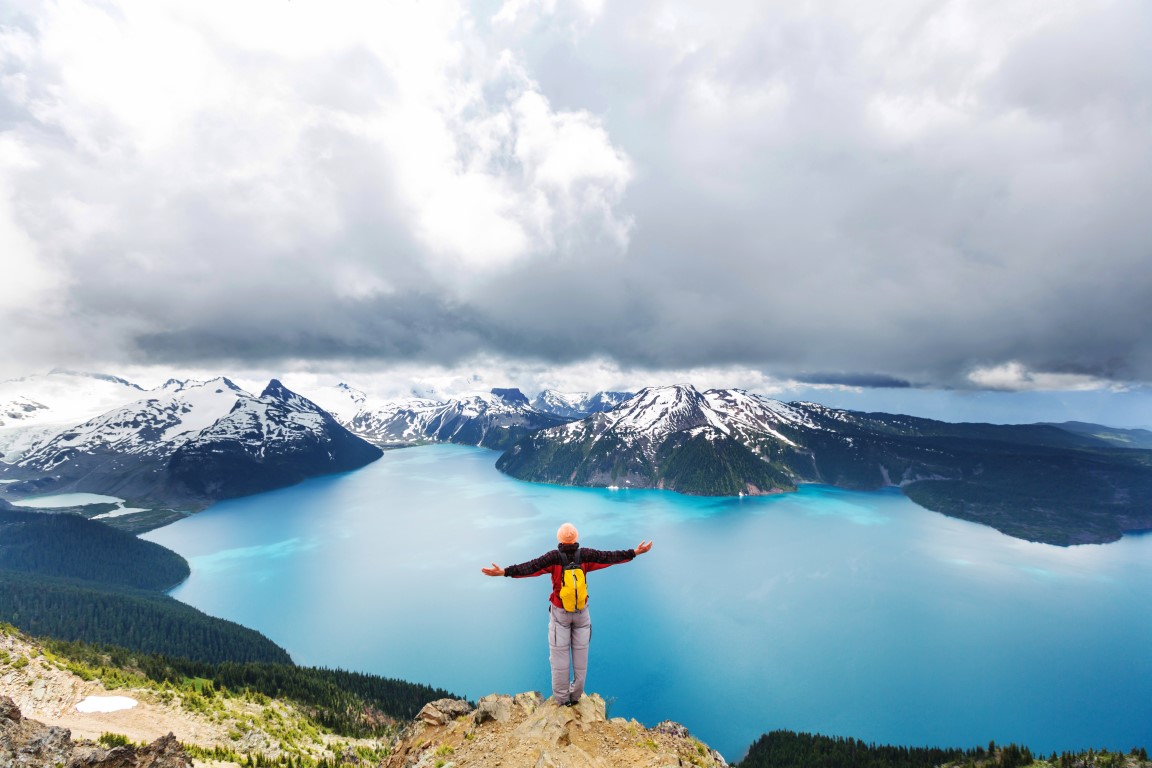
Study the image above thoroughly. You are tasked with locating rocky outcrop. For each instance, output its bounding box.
[387,692,728,768]
[0,696,192,768]
[1,695,73,767]
[66,732,192,768]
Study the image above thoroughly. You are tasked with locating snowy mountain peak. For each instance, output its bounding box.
[608,384,729,440]
[699,389,824,445]
[532,389,634,419]
[259,379,328,413]
[534,389,588,412]
[336,383,367,405]
[157,376,245,395]
[261,378,290,397]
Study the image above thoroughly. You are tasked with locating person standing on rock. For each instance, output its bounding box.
[482,522,653,707]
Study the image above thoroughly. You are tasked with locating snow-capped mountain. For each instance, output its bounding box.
[530,389,633,419]
[496,384,1152,544]
[0,370,147,462]
[11,377,249,475]
[345,396,455,446]
[342,388,570,450]
[1,378,381,522]
[165,380,382,500]
[499,384,802,495]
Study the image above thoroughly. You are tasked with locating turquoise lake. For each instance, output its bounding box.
[142,444,1152,761]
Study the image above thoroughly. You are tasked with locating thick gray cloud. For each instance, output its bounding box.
[1,0,1149,391]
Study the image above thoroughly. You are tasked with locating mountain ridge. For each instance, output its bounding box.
[4,372,1151,544]
[497,384,1152,545]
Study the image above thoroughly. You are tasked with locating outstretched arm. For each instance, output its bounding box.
[634,540,653,555]
[481,562,505,577]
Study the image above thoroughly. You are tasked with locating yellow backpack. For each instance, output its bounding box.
[558,549,587,612]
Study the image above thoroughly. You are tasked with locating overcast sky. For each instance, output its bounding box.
[2,0,1151,414]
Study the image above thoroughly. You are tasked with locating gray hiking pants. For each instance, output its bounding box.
[548,603,591,705]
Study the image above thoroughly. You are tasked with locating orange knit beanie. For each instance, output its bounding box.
[557,522,579,544]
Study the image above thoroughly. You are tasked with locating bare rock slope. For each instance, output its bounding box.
[387,693,727,768]
[1,695,192,768]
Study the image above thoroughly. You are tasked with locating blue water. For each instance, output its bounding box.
[142,444,1152,761]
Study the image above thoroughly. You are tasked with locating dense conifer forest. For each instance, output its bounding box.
[735,731,1151,768]
[0,509,290,663]
[735,731,986,768]
[0,570,291,664]
[0,508,189,589]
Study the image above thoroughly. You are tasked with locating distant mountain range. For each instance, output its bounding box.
[0,372,633,530]
[307,384,633,449]
[3,371,1151,545]
[497,384,1152,545]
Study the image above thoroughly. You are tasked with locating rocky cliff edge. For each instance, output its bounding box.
[386,692,728,768]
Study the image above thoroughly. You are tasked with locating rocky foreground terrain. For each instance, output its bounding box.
[0,628,391,767]
[2,626,726,768]
[1,695,192,767]
[387,693,727,768]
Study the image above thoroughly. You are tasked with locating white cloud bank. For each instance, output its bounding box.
[966,361,1126,393]
[1,0,1149,396]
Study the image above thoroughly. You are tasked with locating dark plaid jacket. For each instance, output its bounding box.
[503,541,636,608]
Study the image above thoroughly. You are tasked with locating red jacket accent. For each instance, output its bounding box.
[503,542,636,608]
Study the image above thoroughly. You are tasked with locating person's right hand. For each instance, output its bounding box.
[481,563,505,576]
[634,540,653,555]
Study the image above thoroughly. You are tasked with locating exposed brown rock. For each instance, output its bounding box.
[66,732,193,768]
[1,694,75,767]
[0,697,193,768]
[416,698,476,726]
[386,692,727,768]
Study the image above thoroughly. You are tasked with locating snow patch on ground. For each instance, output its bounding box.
[10,492,151,519]
[11,493,125,508]
[92,506,151,519]
[75,696,138,713]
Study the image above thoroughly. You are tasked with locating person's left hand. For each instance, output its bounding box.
[481,562,505,576]
[635,540,653,555]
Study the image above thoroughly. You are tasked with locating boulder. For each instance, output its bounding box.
[416,698,474,726]
[474,695,513,725]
